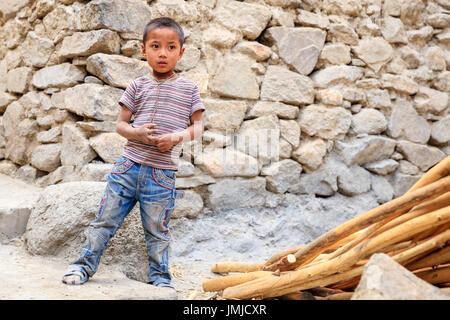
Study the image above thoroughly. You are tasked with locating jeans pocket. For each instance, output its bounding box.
[152,168,175,190]
[111,157,134,174]
[158,199,174,234]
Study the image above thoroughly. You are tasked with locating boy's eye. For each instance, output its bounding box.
[169,45,175,50]
[152,44,159,49]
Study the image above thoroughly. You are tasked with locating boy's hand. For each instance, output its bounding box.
[155,132,182,152]
[134,123,158,145]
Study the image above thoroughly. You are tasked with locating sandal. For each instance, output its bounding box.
[62,266,89,285]
[153,280,175,289]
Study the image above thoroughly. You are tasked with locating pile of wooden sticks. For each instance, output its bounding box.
[202,156,450,300]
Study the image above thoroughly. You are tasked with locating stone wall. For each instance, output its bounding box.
[0,0,449,219]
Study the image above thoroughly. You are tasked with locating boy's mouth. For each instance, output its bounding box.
[158,62,168,66]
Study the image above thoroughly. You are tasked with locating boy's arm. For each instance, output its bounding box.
[155,110,204,152]
[116,105,158,145]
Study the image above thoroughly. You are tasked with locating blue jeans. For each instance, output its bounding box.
[71,155,183,286]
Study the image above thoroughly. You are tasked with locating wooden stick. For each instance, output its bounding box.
[414,264,450,285]
[407,155,450,193]
[265,176,450,272]
[263,233,360,271]
[382,241,414,254]
[372,192,450,238]
[210,262,264,274]
[223,209,450,299]
[202,271,273,292]
[406,246,450,271]
[317,192,450,264]
[229,230,450,299]
[263,245,304,268]
[410,222,450,243]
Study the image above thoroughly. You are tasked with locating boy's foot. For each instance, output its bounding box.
[152,279,175,289]
[62,267,89,285]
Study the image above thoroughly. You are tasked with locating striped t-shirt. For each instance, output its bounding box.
[119,74,205,170]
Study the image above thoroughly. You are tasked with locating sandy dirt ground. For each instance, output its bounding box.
[0,238,216,300]
[0,173,216,300]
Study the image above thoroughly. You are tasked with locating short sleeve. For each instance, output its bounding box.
[190,83,205,117]
[119,80,137,114]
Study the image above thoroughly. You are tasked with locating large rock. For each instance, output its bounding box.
[151,0,203,23]
[297,10,330,29]
[414,86,448,115]
[335,135,396,166]
[431,115,450,145]
[0,92,17,113]
[387,98,430,144]
[327,23,359,45]
[353,37,393,73]
[32,63,86,89]
[52,84,124,121]
[200,148,259,177]
[0,172,41,242]
[172,190,204,219]
[235,115,280,165]
[381,74,419,95]
[207,177,266,211]
[298,155,342,196]
[260,66,315,106]
[351,108,387,135]
[380,17,408,44]
[323,0,362,16]
[214,1,272,40]
[247,101,299,120]
[391,171,421,198]
[261,159,302,194]
[202,99,247,133]
[42,4,77,42]
[352,253,450,300]
[0,0,30,23]
[396,140,446,172]
[78,0,152,38]
[175,45,201,72]
[292,137,327,171]
[86,54,151,89]
[58,29,121,59]
[7,67,32,94]
[210,54,260,100]
[364,159,399,176]
[30,143,62,173]
[280,119,300,148]
[310,66,364,88]
[89,133,127,164]
[61,124,97,167]
[299,104,352,140]
[2,101,31,165]
[263,26,326,75]
[337,165,372,196]
[365,89,391,110]
[319,43,351,65]
[233,41,272,62]
[23,181,166,284]
[21,32,55,68]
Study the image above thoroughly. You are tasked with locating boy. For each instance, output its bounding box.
[62,17,205,289]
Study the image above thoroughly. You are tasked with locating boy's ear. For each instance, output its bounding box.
[142,43,146,59]
[179,47,185,60]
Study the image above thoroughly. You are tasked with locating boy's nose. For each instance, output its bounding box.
[159,48,167,57]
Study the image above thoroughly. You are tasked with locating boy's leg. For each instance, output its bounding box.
[138,167,177,287]
[64,157,138,284]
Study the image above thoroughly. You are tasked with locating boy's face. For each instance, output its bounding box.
[142,27,185,80]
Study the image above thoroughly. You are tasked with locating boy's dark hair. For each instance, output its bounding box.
[143,17,185,47]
